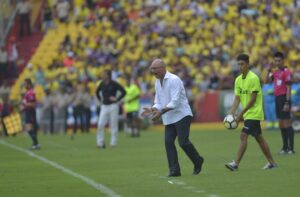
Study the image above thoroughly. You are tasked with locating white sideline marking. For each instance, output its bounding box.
[0,140,121,197]
[166,178,219,197]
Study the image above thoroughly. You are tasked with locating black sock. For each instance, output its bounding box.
[280,128,289,150]
[28,129,38,146]
[287,127,294,151]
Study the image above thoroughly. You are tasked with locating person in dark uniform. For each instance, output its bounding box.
[21,78,40,150]
[141,59,204,177]
[95,70,126,148]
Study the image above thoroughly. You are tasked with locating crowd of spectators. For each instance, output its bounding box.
[2,0,300,134]
[36,0,300,94]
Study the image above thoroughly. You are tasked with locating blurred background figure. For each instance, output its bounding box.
[124,75,141,137]
[42,3,55,32]
[0,95,11,137]
[7,36,18,79]
[0,47,8,85]
[16,0,31,37]
[40,88,54,135]
[53,88,72,134]
[95,70,126,148]
[56,0,70,23]
[71,83,89,139]
[262,79,278,130]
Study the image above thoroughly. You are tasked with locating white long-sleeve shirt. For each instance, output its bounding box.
[152,71,193,125]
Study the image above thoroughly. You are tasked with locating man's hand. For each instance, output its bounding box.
[235,113,243,123]
[151,109,161,122]
[109,96,117,102]
[283,102,290,112]
[141,107,153,117]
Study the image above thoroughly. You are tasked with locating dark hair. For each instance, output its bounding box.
[237,54,249,64]
[104,69,111,79]
[274,51,284,59]
[25,78,33,87]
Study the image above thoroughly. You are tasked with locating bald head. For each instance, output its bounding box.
[150,59,166,68]
[149,59,166,79]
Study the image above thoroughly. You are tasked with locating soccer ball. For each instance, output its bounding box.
[224,114,238,130]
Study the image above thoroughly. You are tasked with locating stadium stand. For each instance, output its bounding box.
[2,0,300,125]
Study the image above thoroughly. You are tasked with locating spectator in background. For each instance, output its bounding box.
[0,98,3,136]
[42,3,55,32]
[262,81,278,130]
[40,89,54,135]
[56,0,70,23]
[16,0,31,37]
[124,75,141,137]
[0,47,8,85]
[35,65,46,87]
[7,37,18,79]
[53,88,71,134]
[95,69,126,148]
[63,51,75,68]
[0,95,11,136]
[71,84,88,139]
[83,85,92,133]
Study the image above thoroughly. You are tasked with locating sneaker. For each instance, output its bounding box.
[225,161,238,171]
[30,144,41,150]
[288,150,295,155]
[263,163,278,169]
[278,149,288,155]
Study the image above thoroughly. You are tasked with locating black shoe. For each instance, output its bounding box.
[167,171,181,177]
[193,157,204,175]
[97,144,106,149]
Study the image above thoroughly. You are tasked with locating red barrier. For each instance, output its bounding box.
[194,91,221,122]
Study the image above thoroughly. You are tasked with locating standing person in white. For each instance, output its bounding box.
[141,59,204,177]
[95,70,126,148]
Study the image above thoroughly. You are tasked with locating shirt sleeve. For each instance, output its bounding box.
[152,82,162,110]
[251,76,260,93]
[234,79,240,96]
[116,82,126,101]
[165,78,182,109]
[27,92,36,103]
[284,69,292,84]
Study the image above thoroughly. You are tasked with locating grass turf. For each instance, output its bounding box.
[0,126,299,197]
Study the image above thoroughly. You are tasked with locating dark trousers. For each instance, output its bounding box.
[165,116,202,173]
[73,105,85,134]
[19,13,31,37]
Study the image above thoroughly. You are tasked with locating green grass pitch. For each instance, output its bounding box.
[0,125,299,197]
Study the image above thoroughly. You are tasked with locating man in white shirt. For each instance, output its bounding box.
[16,0,32,37]
[142,59,204,177]
[56,0,70,23]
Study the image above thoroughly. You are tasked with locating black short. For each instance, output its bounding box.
[242,120,262,137]
[126,111,139,120]
[24,109,37,125]
[275,95,291,119]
